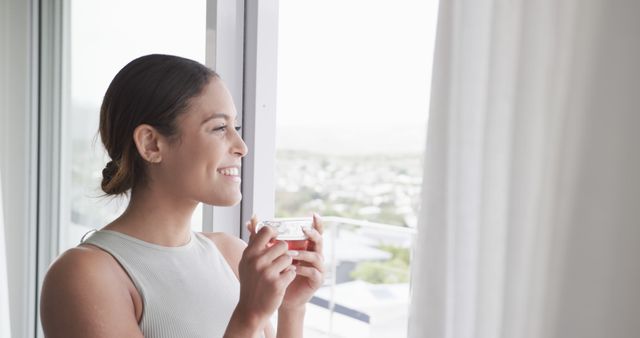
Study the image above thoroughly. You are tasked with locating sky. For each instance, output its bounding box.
[276,0,439,154]
[69,0,439,155]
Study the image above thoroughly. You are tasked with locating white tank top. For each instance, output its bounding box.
[82,229,240,338]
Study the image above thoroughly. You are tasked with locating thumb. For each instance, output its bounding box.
[246,221,255,242]
[250,214,258,229]
[282,265,297,285]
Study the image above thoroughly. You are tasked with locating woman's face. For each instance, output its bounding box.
[156,77,248,206]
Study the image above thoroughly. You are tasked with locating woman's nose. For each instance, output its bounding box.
[231,130,248,157]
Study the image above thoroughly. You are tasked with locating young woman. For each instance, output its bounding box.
[40,54,325,338]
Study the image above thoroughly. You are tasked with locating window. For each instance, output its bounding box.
[273,1,439,336]
[43,1,438,337]
[59,0,207,252]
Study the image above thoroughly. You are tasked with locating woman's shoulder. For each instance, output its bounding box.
[41,244,131,301]
[200,231,247,251]
[44,244,118,282]
[199,232,247,277]
[40,245,143,336]
[50,243,126,275]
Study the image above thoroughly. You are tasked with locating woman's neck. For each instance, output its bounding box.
[103,185,199,247]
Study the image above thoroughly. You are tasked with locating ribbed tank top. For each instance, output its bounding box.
[81,229,240,338]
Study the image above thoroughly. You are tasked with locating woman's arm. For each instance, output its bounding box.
[206,228,287,338]
[276,307,306,338]
[211,215,324,338]
[40,246,145,338]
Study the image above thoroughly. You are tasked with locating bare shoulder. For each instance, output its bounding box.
[200,232,247,276]
[40,245,143,338]
[41,245,123,303]
[201,231,247,253]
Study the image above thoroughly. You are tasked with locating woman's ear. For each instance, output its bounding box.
[133,124,164,163]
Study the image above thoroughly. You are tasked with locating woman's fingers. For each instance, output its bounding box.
[287,250,324,271]
[250,214,258,232]
[269,253,295,274]
[246,221,255,242]
[312,213,323,234]
[246,215,259,240]
[261,240,289,262]
[303,227,323,255]
[246,221,254,234]
[246,225,278,256]
[293,265,324,286]
[280,265,298,285]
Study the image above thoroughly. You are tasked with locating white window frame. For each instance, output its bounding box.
[240,0,279,241]
[36,0,65,336]
[204,0,247,235]
[203,0,280,239]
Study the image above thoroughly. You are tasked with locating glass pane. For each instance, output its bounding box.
[275,0,439,336]
[60,0,207,253]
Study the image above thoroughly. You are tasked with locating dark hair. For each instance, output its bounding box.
[99,54,217,195]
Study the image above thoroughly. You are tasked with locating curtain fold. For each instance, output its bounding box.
[410,0,640,337]
[0,172,10,337]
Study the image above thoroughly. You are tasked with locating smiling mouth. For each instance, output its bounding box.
[217,166,241,183]
[217,167,240,177]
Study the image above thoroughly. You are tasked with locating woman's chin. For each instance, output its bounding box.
[205,193,242,207]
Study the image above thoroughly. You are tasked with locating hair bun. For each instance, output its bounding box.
[102,160,118,182]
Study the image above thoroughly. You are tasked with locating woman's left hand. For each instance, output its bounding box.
[279,213,325,311]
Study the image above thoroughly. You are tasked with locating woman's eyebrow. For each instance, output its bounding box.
[201,112,230,125]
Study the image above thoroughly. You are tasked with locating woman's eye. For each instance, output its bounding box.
[211,125,227,133]
[210,124,240,134]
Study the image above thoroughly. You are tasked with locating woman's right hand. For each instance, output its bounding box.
[233,217,297,330]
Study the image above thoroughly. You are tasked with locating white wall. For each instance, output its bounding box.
[0,0,37,337]
[551,2,640,338]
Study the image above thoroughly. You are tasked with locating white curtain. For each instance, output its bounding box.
[409,0,640,338]
[0,171,10,337]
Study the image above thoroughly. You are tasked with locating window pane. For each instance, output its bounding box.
[275,1,439,336]
[60,0,207,253]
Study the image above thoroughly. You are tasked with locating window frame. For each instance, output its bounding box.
[200,0,280,238]
[36,0,64,337]
[204,0,248,235]
[240,0,279,241]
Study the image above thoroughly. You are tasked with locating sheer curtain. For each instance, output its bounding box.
[409,0,640,338]
[0,172,10,337]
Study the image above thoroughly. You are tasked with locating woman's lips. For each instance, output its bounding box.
[217,166,241,182]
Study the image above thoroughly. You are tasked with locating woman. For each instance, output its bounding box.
[40,54,325,337]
